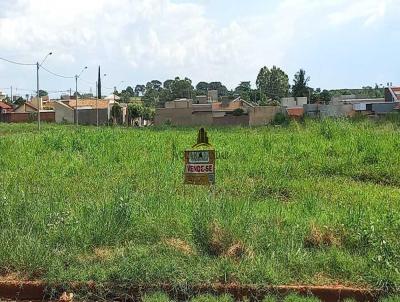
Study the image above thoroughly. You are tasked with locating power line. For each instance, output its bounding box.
[40,65,74,79]
[80,77,95,85]
[0,56,35,66]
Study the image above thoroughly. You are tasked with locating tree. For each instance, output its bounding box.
[196,82,209,95]
[141,107,155,123]
[163,80,174,90]
[234,82,252,101]
[320,90,331,103]
[125,86,135,97]
[39,90,48,97]
[134,85,146,96]
[110,103,122,124]
[148,80,162,91]
[292,69,310,97]
[256,66,289,101]
[170,77,194,100]
[127,103,142,125]
[14,97,25,106]
[208,82,228,97]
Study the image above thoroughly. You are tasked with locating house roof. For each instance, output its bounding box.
[391,87,400,100]
[13,102,38,112]
[67,99,111,109]
[0,101,12,110]
[104,94,121,101]
[212,98,245,111]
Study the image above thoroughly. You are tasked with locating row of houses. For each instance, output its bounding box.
[154,87,400,126]
[2,86,400,126]
[154,97,283,126]
[0,94,127,125]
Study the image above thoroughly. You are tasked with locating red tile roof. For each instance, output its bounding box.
[0,101,12,110]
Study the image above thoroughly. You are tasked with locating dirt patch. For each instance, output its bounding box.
[351,173,400,187]
[195,221,253,260]
[164,238,195,256]
[225,242,254,261]
[0,281,382,302]
[304,224,342,249]
[76,246,123,263]
[59,291,74,302]
[254,185,292,202]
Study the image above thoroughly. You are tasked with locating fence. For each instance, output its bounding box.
[0,112,55,123]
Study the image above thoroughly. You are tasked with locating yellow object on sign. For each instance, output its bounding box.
[184,128,215,185]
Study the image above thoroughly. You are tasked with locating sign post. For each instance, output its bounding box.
[184,128,215,185]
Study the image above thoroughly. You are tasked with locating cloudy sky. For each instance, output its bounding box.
[0,0,399,97]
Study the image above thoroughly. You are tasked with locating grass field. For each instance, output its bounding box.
[0,119,400,299]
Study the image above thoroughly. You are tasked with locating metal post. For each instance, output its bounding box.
[37,62,40,130]
[96,81,99,127]
[75,75,78,126]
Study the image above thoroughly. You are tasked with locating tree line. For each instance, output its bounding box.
[117,67,385,108]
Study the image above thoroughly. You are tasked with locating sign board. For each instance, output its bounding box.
[184,128,215,185]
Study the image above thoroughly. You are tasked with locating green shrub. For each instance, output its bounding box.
[272,112,289,125]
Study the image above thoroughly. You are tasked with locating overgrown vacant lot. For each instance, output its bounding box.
[0,120,399,292]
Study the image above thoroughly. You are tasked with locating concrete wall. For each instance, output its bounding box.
[165,99,192,109]
[213,115,249,126]
[281,97,308,108]
[319,104,354,117]
[156,105,283,127]
[0,112,55,123]
[372,103,397,114]
[195,96,208,104]
[77,109,109,125]
[191,111,213,126]
[155,108,193,126]
[53,101,74,123]
[296,97,308,107]
[248,106,282,126]
[304,104,354,118]
[208,90,218,102]
[281,98,297,108]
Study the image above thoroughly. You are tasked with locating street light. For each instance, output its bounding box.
[75,66,88,126]
[37,51,53,130]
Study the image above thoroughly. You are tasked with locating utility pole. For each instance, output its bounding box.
[10,86,12,103]
[75,75,78,126]
[37,62,40,130]
[96,81,99,127]
[74,66,88,126]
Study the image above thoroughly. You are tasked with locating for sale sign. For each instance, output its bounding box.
[184,128,215,185]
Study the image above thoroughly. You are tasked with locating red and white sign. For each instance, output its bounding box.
[186,164,214,174]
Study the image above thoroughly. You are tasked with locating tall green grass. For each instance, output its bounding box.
[0,120,399,295]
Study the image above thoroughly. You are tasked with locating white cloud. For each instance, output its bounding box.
[0,0,397,90]
[329,0,390,26]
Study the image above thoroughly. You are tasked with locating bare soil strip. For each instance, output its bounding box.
[0,281,382,302]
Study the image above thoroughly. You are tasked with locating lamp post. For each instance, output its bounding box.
[37,52,52,131]
[75,66,88,126]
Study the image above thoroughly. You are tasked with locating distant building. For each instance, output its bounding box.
[0,101,13,113]
[0,91,7,101]
[51,98,119,125]
[155,97,282,126]
[385,86,400,102]
[207,90,218,102]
